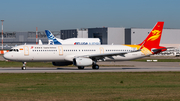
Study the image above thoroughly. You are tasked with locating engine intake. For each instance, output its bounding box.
[73,57,93,66]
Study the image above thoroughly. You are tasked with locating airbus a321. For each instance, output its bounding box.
[4,22,167,70]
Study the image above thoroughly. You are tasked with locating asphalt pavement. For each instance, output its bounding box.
[1,55,180,73]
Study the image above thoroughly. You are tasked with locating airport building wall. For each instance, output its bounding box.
[77,29,88,38]
[161,29,180,44]
[88,28,108,44]
[61,27,125,45]
[1,28,180,51]
[60,28,180,56]
[107,27,125,45]
[130,28,152,45]
[0,31,60,49]
[60,29,77,39]
[129,28,180,46]
[124,28,131,44]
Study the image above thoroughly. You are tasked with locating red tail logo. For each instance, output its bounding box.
[147,30,161,41]
[139,22,164,50]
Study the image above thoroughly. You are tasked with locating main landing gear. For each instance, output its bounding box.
[92,64,99,69]
[22,62,26,70]
[92,61,99,69]
[77,64,99,70]
[78,66,84,69]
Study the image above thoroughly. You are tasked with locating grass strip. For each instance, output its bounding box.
[0,72,180,100]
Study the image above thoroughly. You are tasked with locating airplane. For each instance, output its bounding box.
[4,22,167,70]
[45,30,101,45]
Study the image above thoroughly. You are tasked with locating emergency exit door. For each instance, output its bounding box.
[24,46,29,56]
[58,46,63,55]
[99,47,104,54]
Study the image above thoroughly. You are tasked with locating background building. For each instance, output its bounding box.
[0,31,60,49]
[1,27,180,54]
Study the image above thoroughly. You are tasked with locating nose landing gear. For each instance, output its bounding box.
[22,62,26,70]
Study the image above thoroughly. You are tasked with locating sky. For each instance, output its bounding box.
[1,0,180,31]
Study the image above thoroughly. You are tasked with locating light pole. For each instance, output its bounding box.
[36,27,38,44]
[1,20,4,50]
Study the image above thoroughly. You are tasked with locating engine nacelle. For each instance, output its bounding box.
[73,57,93,66]
[52,62,73,66]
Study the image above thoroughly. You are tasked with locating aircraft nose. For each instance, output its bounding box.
[3,53,11,60]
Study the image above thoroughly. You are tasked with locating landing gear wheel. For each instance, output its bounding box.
[78,66,84,69]
[22,66,26,70]
[92,64,99,69]
[22,62,26,70]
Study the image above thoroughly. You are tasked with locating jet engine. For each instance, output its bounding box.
[73,57,93,66]
[52,62,73,66]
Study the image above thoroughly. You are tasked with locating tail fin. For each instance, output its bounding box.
[45,30,62,45]
[139,22,164,51]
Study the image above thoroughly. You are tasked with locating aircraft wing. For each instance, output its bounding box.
[76,50,140,60]
[64,50,140,62]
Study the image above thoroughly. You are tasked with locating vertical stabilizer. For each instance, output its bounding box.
[45,30,62,45]
[139,22,164,50]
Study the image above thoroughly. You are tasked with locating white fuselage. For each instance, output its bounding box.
[4,45,146,62]
[57,38,101,45]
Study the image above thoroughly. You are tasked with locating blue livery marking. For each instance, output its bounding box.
[45,30,62,45]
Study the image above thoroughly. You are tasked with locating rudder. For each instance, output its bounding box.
[139,22,164,50]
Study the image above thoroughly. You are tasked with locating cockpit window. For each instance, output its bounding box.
[9,49,19,52]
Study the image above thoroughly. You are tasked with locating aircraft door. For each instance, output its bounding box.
[58,46,63,55]
[99,47,104,54]
[24,46,29,56]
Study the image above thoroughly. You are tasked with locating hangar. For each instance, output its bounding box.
[61,27,125,45]
[1,27,180,52]
[60,27,180,56]
[0,31,60,49]
[61,27,180,47]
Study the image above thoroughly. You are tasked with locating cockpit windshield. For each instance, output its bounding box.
[9,49,19,52]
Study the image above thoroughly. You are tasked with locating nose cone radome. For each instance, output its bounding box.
[3,53,11,60]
